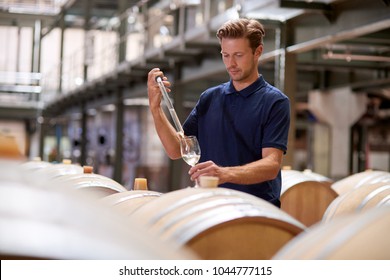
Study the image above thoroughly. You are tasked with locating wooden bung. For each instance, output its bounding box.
[133,178,148,190]
[83,165,94,174]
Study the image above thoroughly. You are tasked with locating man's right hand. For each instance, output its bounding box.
[147,68,171,111]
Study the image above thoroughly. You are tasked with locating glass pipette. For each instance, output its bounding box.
[155,76,185,137]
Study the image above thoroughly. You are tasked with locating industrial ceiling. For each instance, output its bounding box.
[0,0,389,120]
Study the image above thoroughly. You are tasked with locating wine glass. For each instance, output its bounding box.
[180,135,201,186]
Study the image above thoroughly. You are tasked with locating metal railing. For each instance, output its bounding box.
[39,0,237,101]
[0,0,66,15]
[0,71,42,105]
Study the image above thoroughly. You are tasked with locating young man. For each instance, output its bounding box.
[147,18,290,207]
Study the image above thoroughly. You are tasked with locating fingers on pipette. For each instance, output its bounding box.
[149,68,171,91]
[159,76,171,90]
[148,68,160,84]
[149,68,162,80]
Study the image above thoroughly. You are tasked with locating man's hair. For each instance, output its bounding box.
[216,18,265,52]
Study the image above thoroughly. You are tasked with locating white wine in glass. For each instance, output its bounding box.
[180,136,201,187]
[182,152,200,167]
[180,136,201,167]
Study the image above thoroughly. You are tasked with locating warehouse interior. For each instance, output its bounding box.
[0,0,390,260]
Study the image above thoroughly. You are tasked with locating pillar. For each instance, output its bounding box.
[308,87,367,179]
[113,89,124,183]
[274,24,296,168]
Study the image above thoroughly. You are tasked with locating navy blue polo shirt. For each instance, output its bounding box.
[183,75,290,206]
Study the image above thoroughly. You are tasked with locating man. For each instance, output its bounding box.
[147,18,290,207]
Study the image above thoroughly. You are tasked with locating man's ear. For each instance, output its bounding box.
[255,45,263,57]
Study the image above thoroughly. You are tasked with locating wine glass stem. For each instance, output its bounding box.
[191,165,199,188]
[193,178,198,187]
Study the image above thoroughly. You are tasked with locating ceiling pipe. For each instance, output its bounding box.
[258,19,390,64]
[287,19,390,54]
[322,53,390,63]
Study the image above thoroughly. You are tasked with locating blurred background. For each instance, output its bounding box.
[0,0,389,191]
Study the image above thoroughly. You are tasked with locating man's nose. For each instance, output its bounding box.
[227,57,236,66]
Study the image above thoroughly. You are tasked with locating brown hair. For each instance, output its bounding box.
[216,18,265,52]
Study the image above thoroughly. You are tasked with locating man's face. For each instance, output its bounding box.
[220,37,261,83]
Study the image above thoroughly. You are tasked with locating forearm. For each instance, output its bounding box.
[212,148,283,185]
[221,157,281,185]
[150,106,182,159]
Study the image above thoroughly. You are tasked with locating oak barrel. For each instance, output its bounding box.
[323,182,390,222]
[273,207,390,259]
[0,134,23,159]
[22,160,128,198]
[0,161,195,260]
[281,169,338,226]
[131,187,306,260]
[378,196,390,206]
[331,170,390,196]
[31,160,84,182]
[50,172,128,198]
[100,190,162,215]
[302,169,333,186]
[20,158,51,171]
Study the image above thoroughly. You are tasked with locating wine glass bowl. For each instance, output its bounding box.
[180,136,201,167]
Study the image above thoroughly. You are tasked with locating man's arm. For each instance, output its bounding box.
[147,68,182,160]
[188,147,284,185]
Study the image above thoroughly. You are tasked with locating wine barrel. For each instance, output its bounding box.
[378,196,390,206]
[331,170,390,196]
[273,207,390,259]
[281,170,338,226]
[359,186,390,211]
[31,160,84,182]
[100,190,162,216]
[20,158,52,171]
[302,169,333,187]
[50,172,128,198]
[0,161,195,260]
[323,182,390,222]
[0,134,24,159]
[25,162,128,198]
[131,187,306,260]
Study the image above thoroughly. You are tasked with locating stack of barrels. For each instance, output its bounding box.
[0,158,307,260]
[98,171,307,259]
[274,169,390,259]
[0,158,194,260]
[125,187,305,260]
[323,170,390,221]
[2,158,389,260]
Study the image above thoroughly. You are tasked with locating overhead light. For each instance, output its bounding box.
[74,77,84,86]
